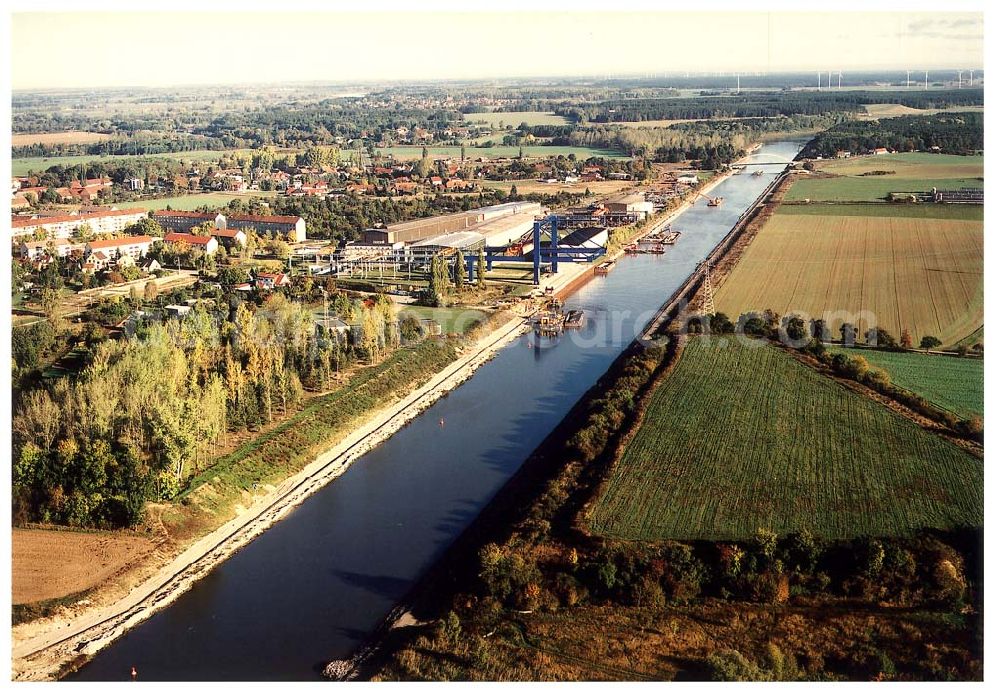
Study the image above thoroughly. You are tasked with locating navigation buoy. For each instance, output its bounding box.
[439,418,445,428]
[131,666,137,681]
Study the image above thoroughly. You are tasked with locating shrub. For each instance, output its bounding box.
[707,649,764,681]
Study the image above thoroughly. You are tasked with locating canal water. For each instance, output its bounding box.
[71,140,803,681]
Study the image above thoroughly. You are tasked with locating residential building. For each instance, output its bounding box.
[85,235,154,264]
[19,238,74,261]
[255,271,291,290]
[12,208,147,239]
[151,211,306,242]
[164,232,220,255]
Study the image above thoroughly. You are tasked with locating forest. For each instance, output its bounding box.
[557,89,984,123]
[11,291,402,529]
[799,112,985,158]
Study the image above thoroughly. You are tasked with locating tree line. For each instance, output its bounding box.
[799,112,984,158]
[557,89,983,123]
[12,289,405,529]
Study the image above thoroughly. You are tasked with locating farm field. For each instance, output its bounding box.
[815,152,984,179]
[479,179,636,196]
[13,527,157,605]
[11,149,250,176]
[828,347,983,418]
[860,104,985,119]
[785,176,983,202]
[776,203,983,221]
[463,111,570,127]
[125,191,279,212]
[366,145,627,161]
[714,211,983,347]
[11,131,113,146]
[587,337,983,541]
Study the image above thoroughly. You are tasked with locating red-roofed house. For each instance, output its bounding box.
[164,232,219,255]
[84,235,154,270]
[255,272,291,290]
[151,211,306,242]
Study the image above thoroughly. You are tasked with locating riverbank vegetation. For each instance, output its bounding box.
[798,111,984,159]
[11,289,451,530]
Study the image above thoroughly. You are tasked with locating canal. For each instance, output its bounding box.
[71,140,803,681]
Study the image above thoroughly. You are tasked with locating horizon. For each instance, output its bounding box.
[11,10,984,91]
[9,68,989,94]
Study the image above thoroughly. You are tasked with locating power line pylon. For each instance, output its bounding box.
[701,262,716,315]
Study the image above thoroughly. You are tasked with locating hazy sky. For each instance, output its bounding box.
[11,10,984,89]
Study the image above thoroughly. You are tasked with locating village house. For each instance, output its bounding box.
[346,182,376,195]
[393,180,419,195]
[446,178,473,191]
[164,232,220,256]
[212,228,248,250]
[83,235,154,270]
[254,271,291,290]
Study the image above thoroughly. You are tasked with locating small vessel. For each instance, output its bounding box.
[594,260,616,275]
[563,309,584,328]
[624,244,640,255]
[647,244,666,254]
[707,197,723,207]
[752,170,764,177]
[664,230,681,244]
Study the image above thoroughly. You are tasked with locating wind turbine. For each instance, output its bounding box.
[925,70,929,90]
[958,70,963,88]
[827,70,832,89]
[817,71,821,89]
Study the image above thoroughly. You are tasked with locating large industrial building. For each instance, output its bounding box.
[361,201,542,245]
[604,193,655,220]
[409,231,487,262]
[475,212,537,248]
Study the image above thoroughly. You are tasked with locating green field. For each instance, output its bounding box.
[785,176,984,202]
[463,111,570,127]
[588,337,982,541]
[365,145,627,161]
[816,153,984,178]
[776,203,984,221]
[397,305,488,334]
[125,191,278,212]
[12,149,250,177]
[829,348,983,418]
